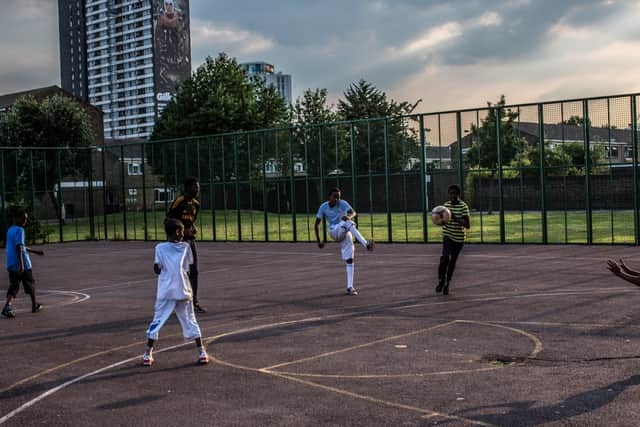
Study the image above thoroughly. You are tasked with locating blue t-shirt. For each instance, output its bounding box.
[6,225,31,272]
[316,200,353,226]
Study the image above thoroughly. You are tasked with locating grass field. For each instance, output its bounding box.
[34,209,637,245]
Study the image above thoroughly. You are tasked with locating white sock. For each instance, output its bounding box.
[347,223,368,247]
[346,264,354,289]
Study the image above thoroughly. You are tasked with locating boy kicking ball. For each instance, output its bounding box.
[143,219,209,366]
[315,188,375,296]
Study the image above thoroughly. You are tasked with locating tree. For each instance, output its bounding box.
[293,88,338,125]
[465,95,526,170]
[336,80,422,174]
[562,115,591,127]
[2,95,93,223]
[150,53,291,182]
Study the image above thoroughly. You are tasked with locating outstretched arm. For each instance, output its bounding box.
[607,260,640,286]
[618,259,640,276]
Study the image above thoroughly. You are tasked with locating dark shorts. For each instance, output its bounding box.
[7,270,35,297]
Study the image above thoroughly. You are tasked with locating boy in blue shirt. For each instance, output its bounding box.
[2,208,44,318]
[315,188,374,295]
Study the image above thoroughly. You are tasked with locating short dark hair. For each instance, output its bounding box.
[164,218,184,236]
[184,176,199,189]
[448,184,461,195]
[13,208,27,221]
[328,188,341,198]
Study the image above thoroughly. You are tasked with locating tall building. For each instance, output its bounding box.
[241,62,292,106]
[58,0,192,141]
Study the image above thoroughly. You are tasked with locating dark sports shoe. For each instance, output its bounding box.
[32,304,43,313]
[194,303,206,314]
[345,288,358,296]
[2,306,15,318]
[442,283,450,296]
[366,240,375,251]
[435,282,444,293]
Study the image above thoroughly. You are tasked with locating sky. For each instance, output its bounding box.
[1,0,640,113]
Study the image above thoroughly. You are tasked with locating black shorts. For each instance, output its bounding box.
[7,270,35,297]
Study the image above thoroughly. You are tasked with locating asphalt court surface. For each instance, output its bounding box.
[2,241,640,426]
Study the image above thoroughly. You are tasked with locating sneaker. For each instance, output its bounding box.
[198,351,210,364]
[366,240,375,251]
[1,306,15,318]
[194,303,206,314]
[142,352,154,366]
[345,288,358,296]
[32,304,42,313]
[435,282,444,293]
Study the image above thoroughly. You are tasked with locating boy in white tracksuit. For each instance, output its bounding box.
[314,188,375,295]
[143,219,208,366]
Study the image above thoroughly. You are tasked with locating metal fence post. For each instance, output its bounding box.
[101,146,107,240]
[419,115,428,243]
[349,124,357,226]
[456,112,464,196]
[140,143,148,241]
[56,149,63,242]
[120,144,127,240]
[209,139,217,241]
[261,133,268,241]
[583,100,593,244]
[496,108,505,243]
[632,96,639,245]
[384,119,392,242]
[538,104,548,244]
[233,137,241,241]
[87,149,95,240]
[289,129,297,242]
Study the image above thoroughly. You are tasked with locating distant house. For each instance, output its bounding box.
[264,158,307,177]
[405,146,452,171]
[450,122,639,166]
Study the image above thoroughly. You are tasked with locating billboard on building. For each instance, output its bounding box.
[152,0,191,113]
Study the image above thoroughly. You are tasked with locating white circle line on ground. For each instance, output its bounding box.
[11,290,90,314]
[0,286,634,424]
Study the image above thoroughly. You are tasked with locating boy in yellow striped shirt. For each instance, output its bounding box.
[436,185,470,295]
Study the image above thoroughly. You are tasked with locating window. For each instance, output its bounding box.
[605,146,619,160]
[128,162,142,175]
[624,146,633,160]
[154,188,175,203]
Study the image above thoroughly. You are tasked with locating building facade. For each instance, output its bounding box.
[240,62,292,106]
[58,0,191,141]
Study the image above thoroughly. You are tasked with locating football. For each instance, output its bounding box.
[431,205,452,226]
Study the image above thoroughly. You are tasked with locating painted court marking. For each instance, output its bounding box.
[0,286,634,425]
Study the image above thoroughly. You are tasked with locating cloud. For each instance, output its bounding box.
[191,19,274,57]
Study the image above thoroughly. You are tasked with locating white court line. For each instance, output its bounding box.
[11,290,90,314]
[1,285,637,424]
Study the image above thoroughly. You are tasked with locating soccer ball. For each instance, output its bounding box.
[431,205,451,226]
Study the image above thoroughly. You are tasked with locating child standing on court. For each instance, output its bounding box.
[2,208,44,318]
[166,176,205,313]
[143,219,209,366]
[436,184,470,295]
[315,188,375,295]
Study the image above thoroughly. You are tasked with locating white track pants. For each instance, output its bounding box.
[329,220,367,261]
[146,299,202,341]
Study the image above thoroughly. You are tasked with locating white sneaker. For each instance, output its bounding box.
[198,351,210,364]
[143,352,154,366]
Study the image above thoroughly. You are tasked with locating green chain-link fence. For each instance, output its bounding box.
[2,92,639,245]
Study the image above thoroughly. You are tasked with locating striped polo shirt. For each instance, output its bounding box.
[442,200,470,243]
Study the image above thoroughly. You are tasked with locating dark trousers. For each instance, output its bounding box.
[438,236,464,285]
[187,239,199,304]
